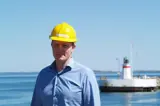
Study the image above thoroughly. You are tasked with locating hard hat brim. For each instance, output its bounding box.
[50,36,77,42]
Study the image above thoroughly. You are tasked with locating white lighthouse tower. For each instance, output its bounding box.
[121,57,132,79]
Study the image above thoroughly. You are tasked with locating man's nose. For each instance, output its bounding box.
[56,45,64,50]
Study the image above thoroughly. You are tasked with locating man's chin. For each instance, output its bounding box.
[55,57,66,61]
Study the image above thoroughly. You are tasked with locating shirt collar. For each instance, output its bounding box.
[66,57,75,68]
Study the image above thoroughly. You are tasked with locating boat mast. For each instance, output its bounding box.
[130,43,133,77]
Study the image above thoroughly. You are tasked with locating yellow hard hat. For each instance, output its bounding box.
[49,22,77,42]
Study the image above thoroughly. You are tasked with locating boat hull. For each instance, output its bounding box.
[100,86,156,92]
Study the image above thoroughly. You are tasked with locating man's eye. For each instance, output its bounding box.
[63,44,69,48]
[54,44,59,47]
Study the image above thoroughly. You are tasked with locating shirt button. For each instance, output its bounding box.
[53,97,58,104]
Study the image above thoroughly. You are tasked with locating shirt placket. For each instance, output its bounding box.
[53,74,58,106]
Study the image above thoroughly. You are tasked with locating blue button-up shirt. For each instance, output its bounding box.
[31,58,101,106]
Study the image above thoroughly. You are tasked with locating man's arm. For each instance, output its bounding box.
[31,74,42,106]
[82,69,101,106]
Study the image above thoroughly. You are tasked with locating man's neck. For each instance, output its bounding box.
[56,57,71,71]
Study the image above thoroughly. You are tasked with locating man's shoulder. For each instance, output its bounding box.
[37,65,52,77]
[74,61,98,85]
[74,61,95,76]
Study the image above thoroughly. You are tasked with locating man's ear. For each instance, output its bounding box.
[51,41,53,46]
[72,43,76,49]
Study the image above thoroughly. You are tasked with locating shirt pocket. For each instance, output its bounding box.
[66,82,82,104]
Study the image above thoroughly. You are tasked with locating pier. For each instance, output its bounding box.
[98,57,158,92]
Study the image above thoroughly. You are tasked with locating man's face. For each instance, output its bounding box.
[51,41,75,62]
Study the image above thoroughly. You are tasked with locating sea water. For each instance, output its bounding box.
[0,71,160,106]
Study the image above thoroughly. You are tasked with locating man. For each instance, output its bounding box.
[31,22,101,106]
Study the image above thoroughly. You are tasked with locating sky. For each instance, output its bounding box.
[0,0,160,72]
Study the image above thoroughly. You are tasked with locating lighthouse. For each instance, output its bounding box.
[121,57,132,79]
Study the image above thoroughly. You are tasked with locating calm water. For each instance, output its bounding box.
[0,71,160,106]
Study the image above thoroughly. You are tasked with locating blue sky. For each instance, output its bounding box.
[0,0,160,72]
